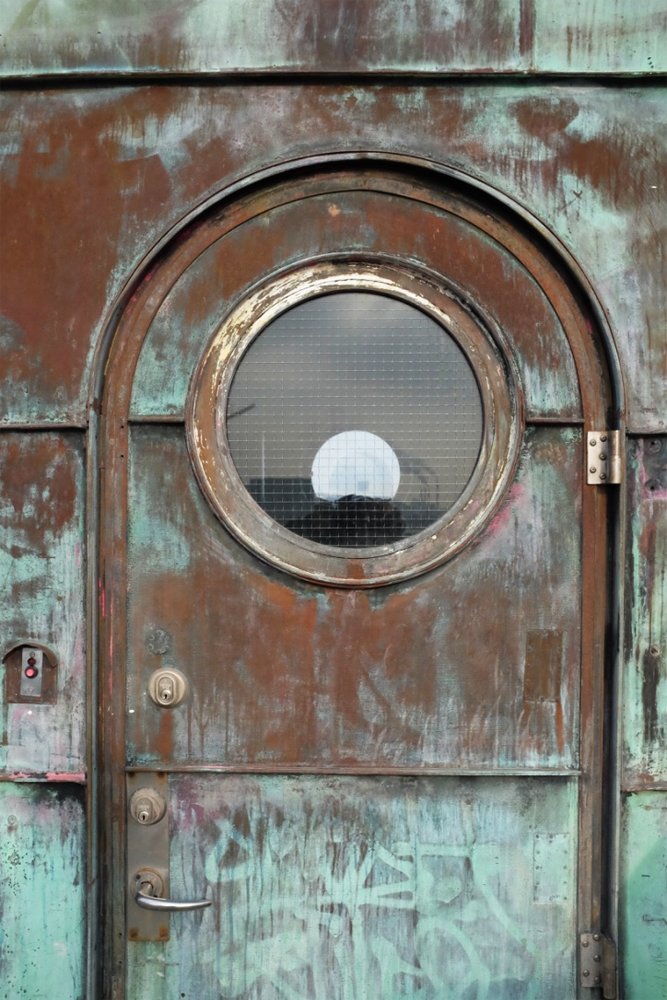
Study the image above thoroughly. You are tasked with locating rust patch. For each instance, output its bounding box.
[523,630,563,703]
[0,434,78,545]
[642,647,662,744]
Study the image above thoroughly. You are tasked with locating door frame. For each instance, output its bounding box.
[89,153,626,999]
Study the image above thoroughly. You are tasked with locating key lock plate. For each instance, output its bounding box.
[127,670,210,941]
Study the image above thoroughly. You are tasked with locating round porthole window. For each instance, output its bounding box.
[187,262,520,586]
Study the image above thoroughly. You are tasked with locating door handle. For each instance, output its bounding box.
[132,869,211,912]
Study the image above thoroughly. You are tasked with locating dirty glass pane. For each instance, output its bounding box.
[226,292,483,547]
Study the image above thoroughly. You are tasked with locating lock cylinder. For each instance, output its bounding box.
[147,667,189,708]
[129,788,167,825]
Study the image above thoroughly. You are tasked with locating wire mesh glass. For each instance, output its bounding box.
[225,291,483,548]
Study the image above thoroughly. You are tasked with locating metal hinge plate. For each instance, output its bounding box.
[587,431,622,484]
[580,932,617,997]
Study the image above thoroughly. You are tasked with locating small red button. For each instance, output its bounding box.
[25,666,38,679]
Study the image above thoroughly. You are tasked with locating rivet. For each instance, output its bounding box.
[594,954,601,962]
[582,939,589,947]
[590,466,597,474]
[593,934,601,941]
[590,438,597,447]
[600,435,607,442]
[583,970,590,977]
[594,976,601,985]
[600,472,607,481]
[649,645,660,657]
[599,453,607,461]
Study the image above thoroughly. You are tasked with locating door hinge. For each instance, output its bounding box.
[587,431,622,485]
[580,932,617,998]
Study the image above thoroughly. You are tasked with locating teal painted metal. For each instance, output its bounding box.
[0,433,86,777]
[1,85,664,429]
[127,774,578,999]
[0,783,86,1000]
[1,0,666,77]
[619,792,667,998]
[623,436,667,787]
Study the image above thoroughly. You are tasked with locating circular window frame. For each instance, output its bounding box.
[187,261,521,587]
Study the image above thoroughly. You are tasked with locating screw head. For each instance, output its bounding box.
[600,472,607,481]
[583,970,590,978]
[600,435,607,442]
[582,939,589,948]
[599,452,607,461]
[590,466,597,474]
[590,438,597,447]
[593,933,601,941]
[650,645,661,657]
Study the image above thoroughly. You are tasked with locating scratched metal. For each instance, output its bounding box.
[0,783,85,1000]
[1,0,666,76]
[0,85,664,428]
[130,188,581,422]
[618,792,667,998]
[125,423,581,770]
[622,436,667,788]
[0,433,86,777]
[126,774,577,999]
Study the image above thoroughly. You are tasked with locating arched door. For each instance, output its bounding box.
[99,163,615,999]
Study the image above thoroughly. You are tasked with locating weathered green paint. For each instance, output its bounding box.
[623,436,667,787]
[0,433,86,777]
[0,783,85,1000]
[1,0,666,76]
[1,85,664,429]
[619,792,667,998]
[127,774,577,999]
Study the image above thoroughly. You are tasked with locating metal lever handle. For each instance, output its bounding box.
[135,881,211,912]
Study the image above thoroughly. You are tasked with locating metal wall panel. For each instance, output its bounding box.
[1,85,664,430]
[622,436,667,789]
[125,423,582,771]
[127,774,578,1000]
[1,0,666,77]
[619,792,667,998]
[0,432,86,777]
[0,783,86,1000]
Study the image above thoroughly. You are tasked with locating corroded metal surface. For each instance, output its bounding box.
[127,774,578,999]
[619,792,667,998]
[0,783,85,1000]
[0,432,86,776]
[125,423,583,770]
[1,0,665,76]
[623,436,667,789]
[0,85,665,428]
[94,154,616,998]
[131,186,581,422]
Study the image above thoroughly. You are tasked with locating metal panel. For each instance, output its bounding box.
[126,773,578,1000]
[0,432,86,777]
[0,783,86,1000]
[2,0,666,76]
[533,0,667,74]
[0,85,662,428]
[622,436,667,789]
[618,792,667,998]
[0,0,526,78]
[125,423,582,771]
[130,190,581,423]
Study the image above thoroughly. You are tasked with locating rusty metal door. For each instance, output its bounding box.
[99,163,613,999]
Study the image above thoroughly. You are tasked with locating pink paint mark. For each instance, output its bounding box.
[100,582,106,617]
[45,772,86,784]
[483,481,525,540]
